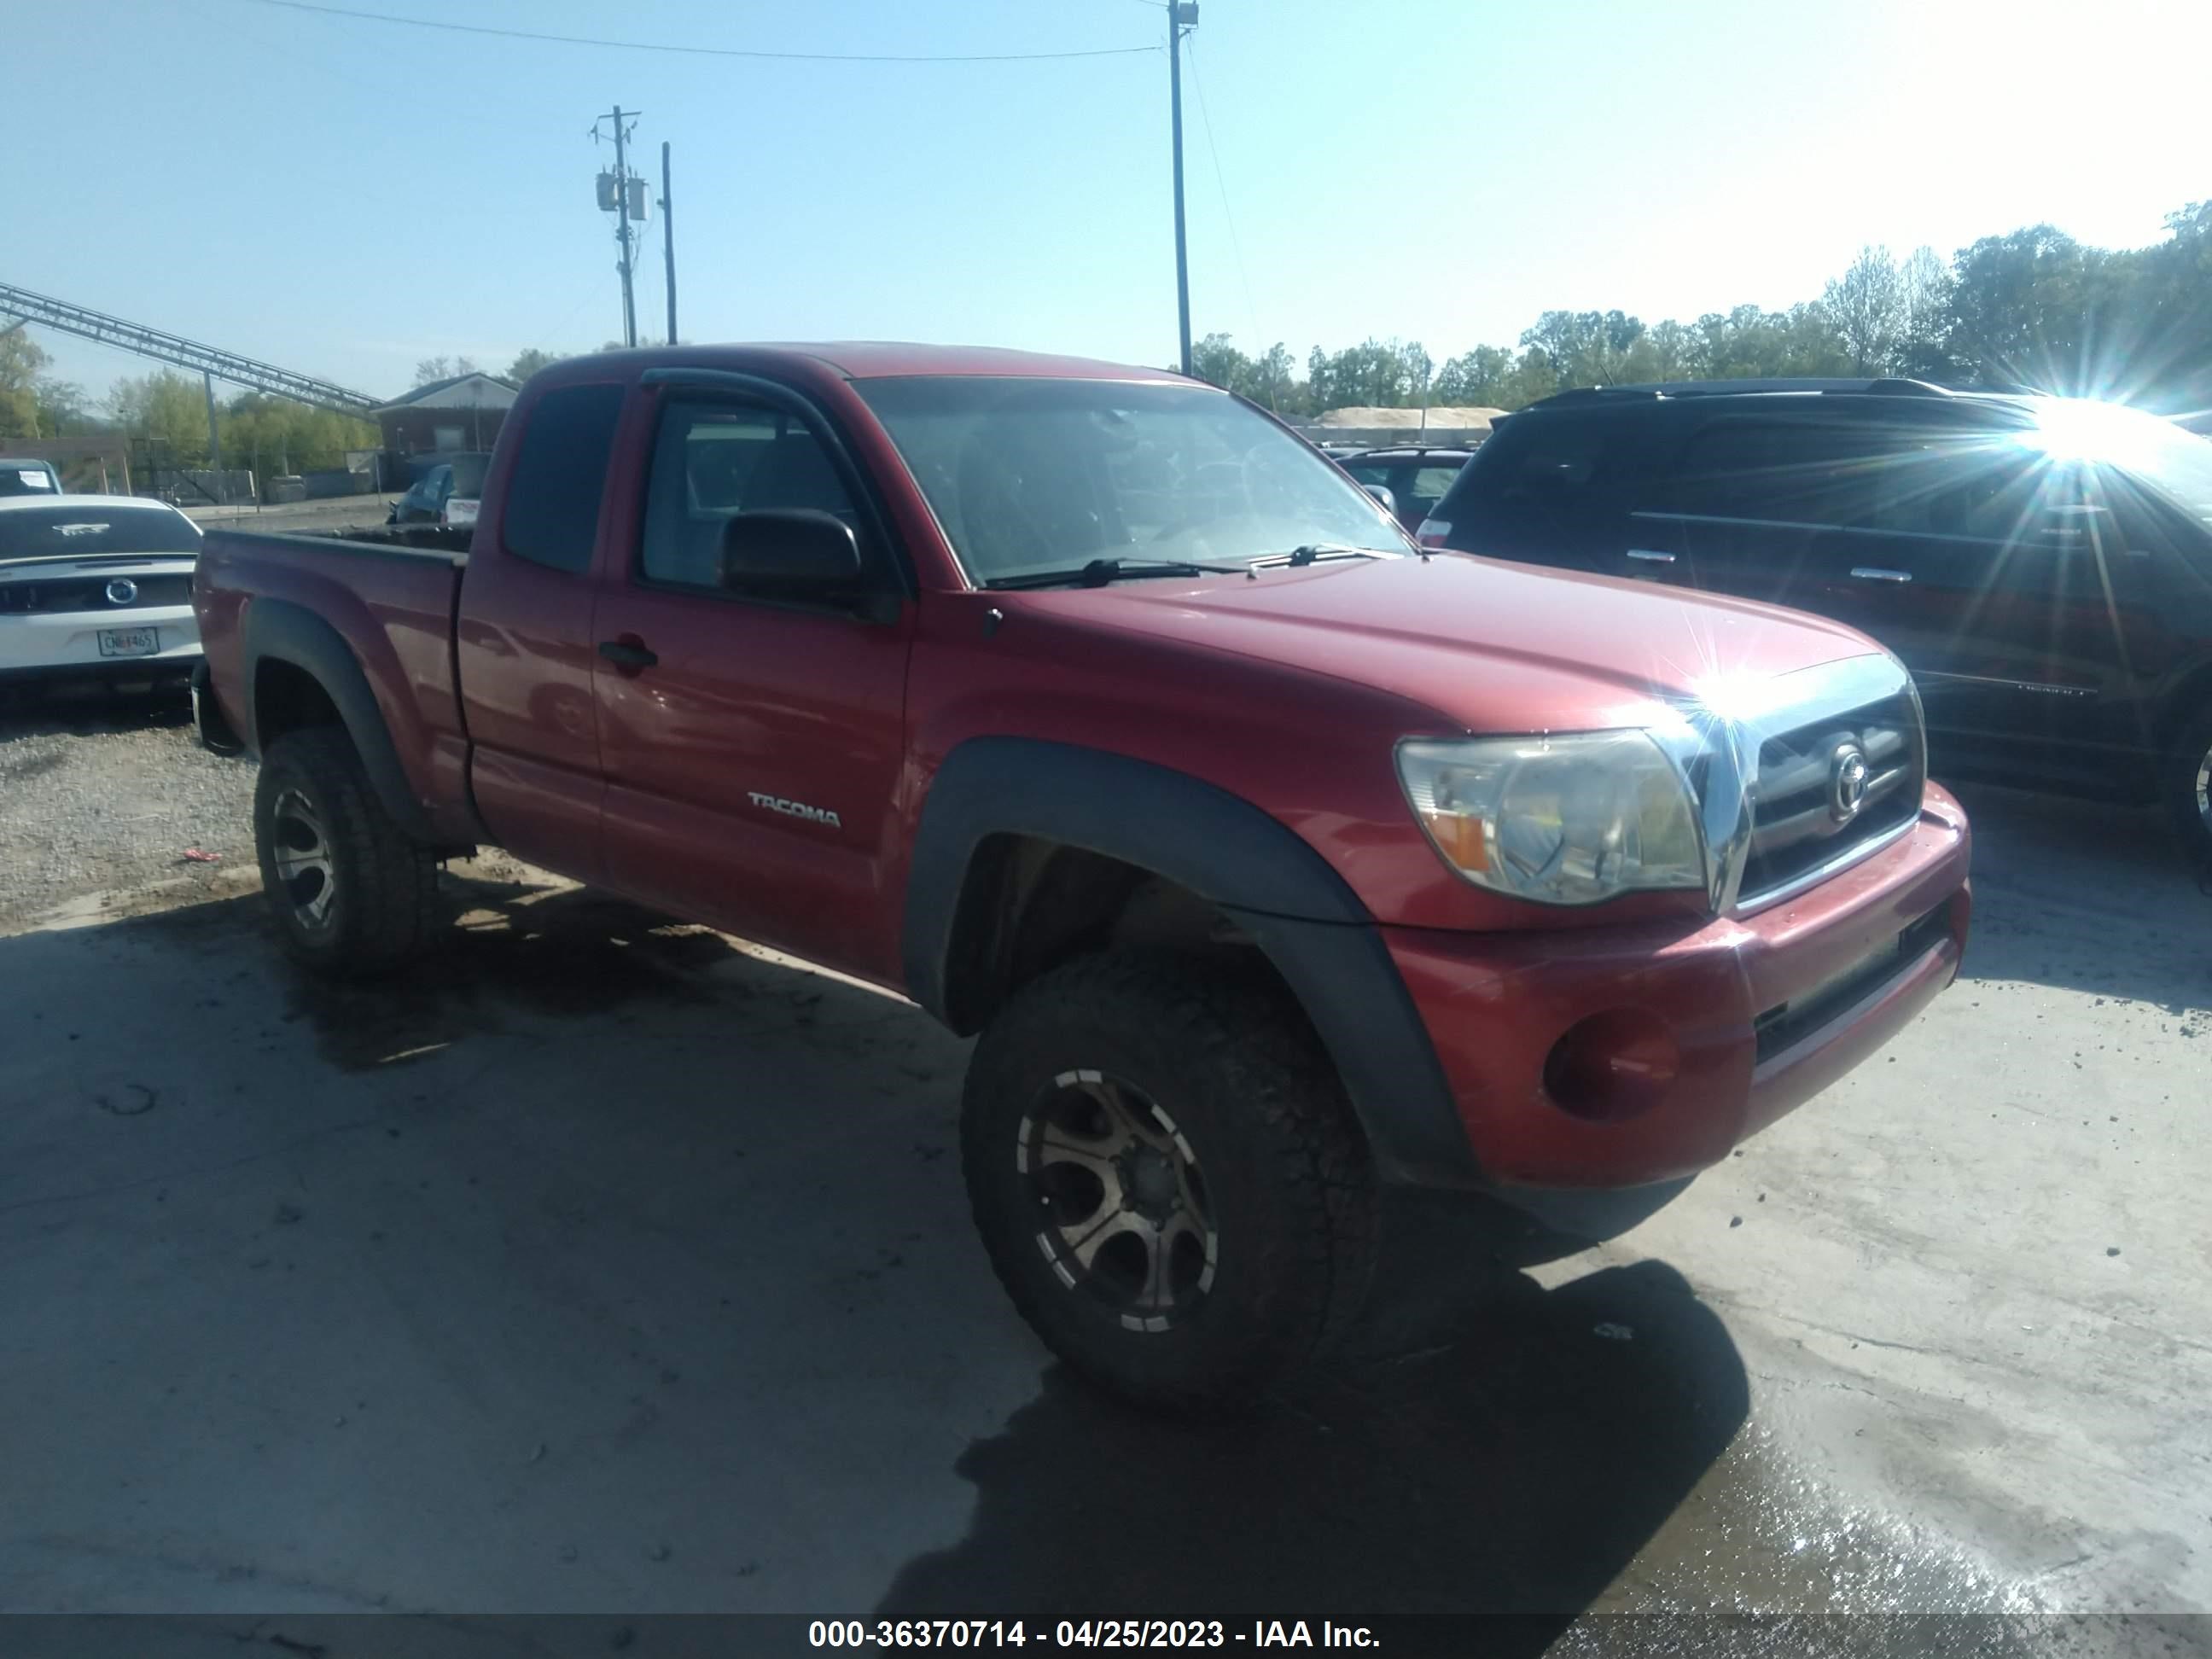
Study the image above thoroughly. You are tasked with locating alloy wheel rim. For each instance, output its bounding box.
[1018,1069,1217,1332]
[270,789,337,932]
[2197,743,2212,830]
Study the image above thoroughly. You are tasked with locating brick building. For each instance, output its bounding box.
[373,373,518,462]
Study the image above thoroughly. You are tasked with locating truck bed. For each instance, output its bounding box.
[194,525,478,844]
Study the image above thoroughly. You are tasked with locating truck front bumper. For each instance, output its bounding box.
[1383,783,1971,1191]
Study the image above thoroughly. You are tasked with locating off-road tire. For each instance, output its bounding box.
[961,949,1376,1415]
[2162,704,2212,871]
[253,725,443,976]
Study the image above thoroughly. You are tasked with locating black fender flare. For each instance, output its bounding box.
[239,598,439,844]
[901,736,1479,1186]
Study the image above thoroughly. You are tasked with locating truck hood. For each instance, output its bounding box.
[1020,553,1887,731]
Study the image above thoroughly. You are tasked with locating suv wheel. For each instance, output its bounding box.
[2163,705,2212,868]
[253,726,444,976]
[961,951,1374,1414]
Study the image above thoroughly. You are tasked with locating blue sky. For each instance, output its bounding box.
[15,0,2211,404]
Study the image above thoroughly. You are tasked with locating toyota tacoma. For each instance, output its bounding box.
[193,345,1971,1411]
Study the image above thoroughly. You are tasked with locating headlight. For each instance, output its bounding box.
[1396,731,1708,905]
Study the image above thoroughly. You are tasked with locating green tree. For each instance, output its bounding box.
[1940,225,2145,393]
[1824,245,1905,375]
[1250,342,1301,412]
[108,370,212,463]
[1190,332,1254,397]
[1433,345,1516,405]
[222,393,379,476]
[504,347,559,383]
[1519,310,1647,388]
[1307,338,1429,409]
[33,380,102,436]
[1,329,50,440]
[411,355,480,387]
[2121,201,2212,410]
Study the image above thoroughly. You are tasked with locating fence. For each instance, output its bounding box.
[141,466,259,507]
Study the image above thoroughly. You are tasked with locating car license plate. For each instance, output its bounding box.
[97,628,160,658]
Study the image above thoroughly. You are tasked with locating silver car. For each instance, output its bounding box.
[0,495,204,684]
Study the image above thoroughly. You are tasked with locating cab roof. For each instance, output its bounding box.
[568,341,1196,385]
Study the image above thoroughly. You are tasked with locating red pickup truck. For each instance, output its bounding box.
[193,345,1971,1411]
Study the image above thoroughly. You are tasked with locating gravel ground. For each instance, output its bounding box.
[0,684,258,930]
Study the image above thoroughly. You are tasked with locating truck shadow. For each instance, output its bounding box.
[9,876,1749,1630]
[877,1210,1747,1637]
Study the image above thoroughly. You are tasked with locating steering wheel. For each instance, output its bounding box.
[1150,445,1274,545]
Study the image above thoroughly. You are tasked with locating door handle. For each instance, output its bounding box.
[1849,567,1912,583]
[597,638,659,670]
[1625,548,1676,564]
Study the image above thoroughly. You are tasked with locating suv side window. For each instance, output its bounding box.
[1409,465,1463,518]
[502,383,626,573]
[639,399,859,591]
[1668,421,1896,527]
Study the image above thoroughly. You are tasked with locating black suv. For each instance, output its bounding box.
[1421,379,2212,858]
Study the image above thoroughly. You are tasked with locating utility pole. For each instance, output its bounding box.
[612,107,637,348]
[661,142,678,346]
[1167,3,1196,376]
[592,106,643,348]
[202,370,225,507]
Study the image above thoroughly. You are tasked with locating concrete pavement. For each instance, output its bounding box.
[0,784,2207,1647]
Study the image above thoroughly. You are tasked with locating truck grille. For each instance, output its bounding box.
[0,573,194,615]
[1735,690,1924,908]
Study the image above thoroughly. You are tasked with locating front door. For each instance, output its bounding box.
[588,386,914,981]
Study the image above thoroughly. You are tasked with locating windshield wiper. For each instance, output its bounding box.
[984,556,1254,591]
[1252,544,1398,568]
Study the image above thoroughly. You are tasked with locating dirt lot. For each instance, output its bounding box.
[2,695,2209,1653]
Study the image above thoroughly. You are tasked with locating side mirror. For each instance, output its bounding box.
[1363,484,1397,515]
[720,509,864,601]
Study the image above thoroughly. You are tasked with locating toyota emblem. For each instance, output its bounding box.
[104,578,139,606]
[1830,742,1871,824]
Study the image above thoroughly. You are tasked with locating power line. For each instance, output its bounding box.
[242,0,1160,63]
[1185,39,1263,375]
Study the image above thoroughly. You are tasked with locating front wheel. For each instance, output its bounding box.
[961,951,1375,1415]
[253,726,444,976]
[2162,705,2212,869]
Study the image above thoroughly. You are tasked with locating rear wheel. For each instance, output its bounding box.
[2162,705,2212,869]
[253,726,443,976]
[961,951,1375,1414]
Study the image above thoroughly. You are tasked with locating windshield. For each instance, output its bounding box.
[854,376,1411,584]
[0,504,202,562]
[2023,399,2212,529]
[2,466,60,497]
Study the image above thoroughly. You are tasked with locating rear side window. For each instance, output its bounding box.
[502,383,626,573]
[1668,421,1896,526]
[1438,416,1633,567]
[1408,464,1463,516]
